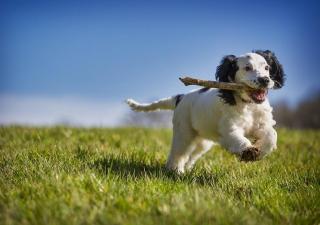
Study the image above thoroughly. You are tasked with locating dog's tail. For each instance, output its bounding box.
[126,94,184,112]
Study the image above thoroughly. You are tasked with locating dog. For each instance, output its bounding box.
[126,50,285,173]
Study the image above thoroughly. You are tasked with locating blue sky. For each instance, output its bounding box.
[1,0,320,126]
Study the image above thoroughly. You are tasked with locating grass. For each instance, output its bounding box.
[0,126,319,225]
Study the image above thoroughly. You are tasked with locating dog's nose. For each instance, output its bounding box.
[258,77,270,87]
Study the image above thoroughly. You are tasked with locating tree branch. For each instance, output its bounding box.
[179,76,253,91]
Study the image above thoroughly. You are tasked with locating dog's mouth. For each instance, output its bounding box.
[248,89,267,103]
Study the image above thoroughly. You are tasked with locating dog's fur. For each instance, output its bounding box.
[127,50,285,173]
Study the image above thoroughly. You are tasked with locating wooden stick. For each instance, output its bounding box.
[179,76,253,91]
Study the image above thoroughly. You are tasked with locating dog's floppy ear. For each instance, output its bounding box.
[215,55,238,82]
[215,55,238,105]
[254,50,285,89]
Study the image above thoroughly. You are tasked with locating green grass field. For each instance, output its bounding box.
[0,127,319,225]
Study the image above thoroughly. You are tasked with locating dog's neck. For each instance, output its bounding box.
[218,90,253,105]
[218,90,236,105]
[234,92,254,104]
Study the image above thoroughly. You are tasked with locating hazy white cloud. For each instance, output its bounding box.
[0,94,128,127]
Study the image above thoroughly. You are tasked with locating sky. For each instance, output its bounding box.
[1,0,320,126]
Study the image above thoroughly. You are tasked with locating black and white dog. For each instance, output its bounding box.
[127,50,285,173]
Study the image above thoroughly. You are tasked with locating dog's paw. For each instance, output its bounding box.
[240,147,260,162]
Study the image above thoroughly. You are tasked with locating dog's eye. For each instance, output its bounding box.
[265,65,269,71]
[245,66,252,71]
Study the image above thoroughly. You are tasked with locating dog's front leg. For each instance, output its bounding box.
[219,125,259,162]
[253,126,277,158]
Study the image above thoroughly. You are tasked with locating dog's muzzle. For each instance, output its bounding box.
[257,77,270,88]
[249,89,268,103]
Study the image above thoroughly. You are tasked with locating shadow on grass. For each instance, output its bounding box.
[91,154,219,186]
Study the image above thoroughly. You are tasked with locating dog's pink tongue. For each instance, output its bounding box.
[252,90,267,100]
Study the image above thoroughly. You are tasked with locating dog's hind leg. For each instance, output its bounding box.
[166,128,196,174]
[185,139,214,171]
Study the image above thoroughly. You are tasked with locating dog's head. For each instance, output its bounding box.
[215,50,285,105]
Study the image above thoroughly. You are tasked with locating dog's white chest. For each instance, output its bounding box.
[239,103,274,134]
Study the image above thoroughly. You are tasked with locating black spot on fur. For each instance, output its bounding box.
[219,91,236,105]
[253,50,285,89]
[175,94,184,107]
[215,55,238,105]
[198,87,210,93]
